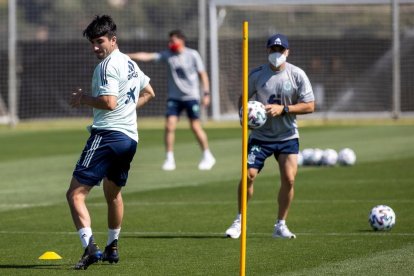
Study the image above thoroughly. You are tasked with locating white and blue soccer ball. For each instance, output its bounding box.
[301,148,314,166]
[240,101,267,129]
[338,148,356,166]
[369,205,396,231]
[310,148,324,166]
[301,148,324,166]
[321,148,338,166]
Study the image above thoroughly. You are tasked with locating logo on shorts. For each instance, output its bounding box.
[192,104,200,113]
[167,100,177,108]
[248,152,256,164]
[248,145,260,165]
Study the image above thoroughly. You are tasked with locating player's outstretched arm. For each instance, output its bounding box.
[137,84,155,108]
[127,52,158,62]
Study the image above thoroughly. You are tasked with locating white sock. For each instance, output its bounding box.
[236,214,241,221]
[107,228,121,246]
[277,219,286,226]
[203,149,213,159]
[166,151,174,161]
[78,227,92,248]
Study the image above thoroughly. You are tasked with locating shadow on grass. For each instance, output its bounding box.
[357,229,393,234]
[123,234,227,239]
[0,264,67,270]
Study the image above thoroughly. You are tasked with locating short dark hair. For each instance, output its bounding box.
[169,30,186,41]
[83,15,117,40]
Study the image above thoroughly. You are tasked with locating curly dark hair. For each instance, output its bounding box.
[83,15,117,40]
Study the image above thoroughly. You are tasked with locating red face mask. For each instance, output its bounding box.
[169,42,180,53]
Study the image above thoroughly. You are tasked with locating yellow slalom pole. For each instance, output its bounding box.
[240,21,248,276]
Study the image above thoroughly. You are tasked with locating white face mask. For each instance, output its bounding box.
[268,52,286,68]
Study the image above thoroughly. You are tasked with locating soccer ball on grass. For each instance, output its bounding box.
[239,101,267,129]
[321,148,338,166]
[301,148,314,166]
[368,205,396,231]
[310,148,324,165]
[338,148,356,166]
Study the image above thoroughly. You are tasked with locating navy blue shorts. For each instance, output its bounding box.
[73,129,137,187]
[166,99,200,119]
[247,138,299,171]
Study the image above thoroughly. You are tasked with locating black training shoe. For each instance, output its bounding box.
[102,239,119,264]
[74,236,103,270]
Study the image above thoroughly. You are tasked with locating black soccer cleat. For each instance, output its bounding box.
[74,236,103,270]
[102,239,119,264]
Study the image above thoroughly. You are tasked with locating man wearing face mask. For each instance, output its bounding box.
[128,30,215,171]
[225,33,315,239]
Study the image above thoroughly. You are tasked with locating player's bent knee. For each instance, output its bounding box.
[66,189,80,207]
[66,189,73,203]
[165,125,175,133]
[282,178,295,188]
[66,190,78,203]
[66,187,88,206]
[247,173,257,183]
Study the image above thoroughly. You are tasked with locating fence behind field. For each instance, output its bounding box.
[1,0,414,125]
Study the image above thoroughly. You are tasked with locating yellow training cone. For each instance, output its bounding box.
[38,251,62,260]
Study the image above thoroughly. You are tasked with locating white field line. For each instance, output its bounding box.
[1,199,414,211]
[0,230,413,237]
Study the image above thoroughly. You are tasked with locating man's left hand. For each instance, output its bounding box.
[265,104,284,117]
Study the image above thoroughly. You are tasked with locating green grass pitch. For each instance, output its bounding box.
[0,120,413,275]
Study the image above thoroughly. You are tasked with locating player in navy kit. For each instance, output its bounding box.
[67,15,155,269]
[226,33,315,239]
[128,30,215,171]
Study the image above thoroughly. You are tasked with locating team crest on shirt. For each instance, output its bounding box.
[283,81,292,92]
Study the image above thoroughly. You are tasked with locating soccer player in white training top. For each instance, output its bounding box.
[225,33,315,239]
[127,30,215,171]
[67,15,155,270]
